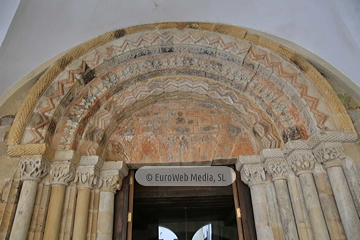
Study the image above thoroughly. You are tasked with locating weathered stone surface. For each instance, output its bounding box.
[107,99,257,166]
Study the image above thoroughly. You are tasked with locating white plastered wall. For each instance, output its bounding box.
[0,0,359,112]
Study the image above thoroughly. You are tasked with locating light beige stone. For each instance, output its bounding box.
[9,180,38,240]
[73,188,91,240]
[43,185,66,240]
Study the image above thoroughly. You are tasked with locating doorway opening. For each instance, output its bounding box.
[114,169,256,240]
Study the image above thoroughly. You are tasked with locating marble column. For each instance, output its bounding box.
[43,158,77,240]
[265,158,299,240]
[9,155,49,240]
[314,142,360,240]
[288,150,330,240]
[241,164,274,240]
[97,161,128,240]
[73,156,103,240]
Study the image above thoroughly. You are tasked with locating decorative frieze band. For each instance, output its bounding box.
[19,155,49,181]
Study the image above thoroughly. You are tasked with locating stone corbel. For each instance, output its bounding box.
[19,155,50,182]
[98,161,128,193]
[313,142,345,169]
[74,156,103,189]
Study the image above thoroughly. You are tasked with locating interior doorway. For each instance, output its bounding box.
[114,168,256,240]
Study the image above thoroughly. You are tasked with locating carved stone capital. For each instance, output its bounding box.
[19,155,49,181]
[50,162,76,186]
[240,164,267,186]
[287,150,315,176]
[98,172,122,193]
[313,142,345,168]
[74,156,103,189]
[265,158,288,180]
[98,161,128,193]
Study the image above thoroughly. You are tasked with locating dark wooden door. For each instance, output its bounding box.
[114,167,256,240]
[234,170,257,240]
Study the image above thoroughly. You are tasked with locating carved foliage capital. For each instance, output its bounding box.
[19,155,49,181]
[98,171,123,193]
[313,142,345,168]
[50,162,76,186]
[265,158,288,180]
[240,164,266,186]
[75,166,100,189]
[288,151,315,175]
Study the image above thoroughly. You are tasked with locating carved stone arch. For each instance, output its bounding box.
[72,76,283,157]
[6,23,356,158]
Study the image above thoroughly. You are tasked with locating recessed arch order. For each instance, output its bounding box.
[6,22,355,158]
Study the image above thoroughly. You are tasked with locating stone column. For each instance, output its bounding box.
[314,142,360,239]
[265,158,299,240]
[73,156,103,240]
[97,161,128,240]
[43,150,79,240]
[288,150,330,240]
[9,155,49,240]
[241,164,274,240]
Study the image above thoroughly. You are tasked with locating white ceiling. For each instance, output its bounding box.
[0,0,21,46]
[0,0,359,105]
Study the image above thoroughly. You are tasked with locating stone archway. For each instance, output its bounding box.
[2,22,360,240]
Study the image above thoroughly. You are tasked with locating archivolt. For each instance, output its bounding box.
[67,76,283,156]
[6,22,354,157]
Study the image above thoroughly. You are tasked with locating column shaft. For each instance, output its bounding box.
[299,173,330,240]
[73,188,91,240]
[265,181,284,239]
[313,170,346,239]
[97,192,115,240]
[274,179,299,240]
[327,166,360,239]
[9,180,39,240]
[43,185,67,240]
[250,183,274,240]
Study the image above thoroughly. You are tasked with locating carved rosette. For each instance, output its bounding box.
[19,155,49,181]
[98,171,122,193]
[50,162,76,186]
[265,158,288,180]
[313,142,345,168]
[240,164,267,186]
[288,150,315,176]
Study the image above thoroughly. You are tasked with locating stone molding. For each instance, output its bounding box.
[74,156,103,189]
[19,155,49,182]
[240,164,267,186]
[6,22,356,155]
[265,158,289,180]
[236,155,262,171]
[313,142,346,168]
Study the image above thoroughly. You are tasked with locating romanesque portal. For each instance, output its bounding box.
[1,22,359,239]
